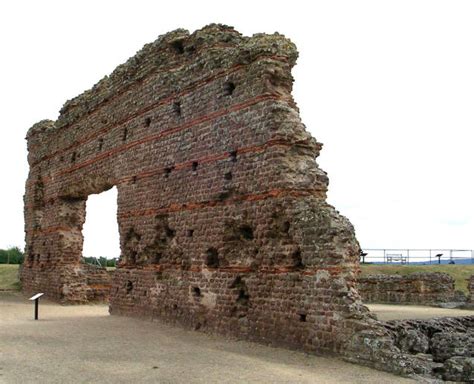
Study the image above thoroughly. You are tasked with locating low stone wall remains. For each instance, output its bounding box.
[358,272,457,304]
[82,264,112,302]
[468,275,474,306]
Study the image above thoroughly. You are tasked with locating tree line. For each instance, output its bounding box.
[83,256,117,267]
[0,246,24,264]
[0,247,117,267]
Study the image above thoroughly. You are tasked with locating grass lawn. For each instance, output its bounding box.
[360,264,474,294]
[0,264,20,291]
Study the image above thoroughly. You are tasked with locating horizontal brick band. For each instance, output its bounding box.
[31,186,324,235]
[33,93,280,185]
[116,138,301,184]
[24,260,352,278]
[114,263,352,277]
[25,137,315,209]
[118,187,325,219]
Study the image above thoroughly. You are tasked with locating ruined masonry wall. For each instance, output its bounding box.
[22,24,373,354]
[358,272,457,304]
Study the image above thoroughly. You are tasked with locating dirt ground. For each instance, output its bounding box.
[5,293,469,384]
[4,293,466,384]
[0,293,413,384]
[0,292,474,384]
[367,303,474,321]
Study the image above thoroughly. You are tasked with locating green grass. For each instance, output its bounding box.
[0,264,115,291]
[0,264,21,291]
[360,264,474,294]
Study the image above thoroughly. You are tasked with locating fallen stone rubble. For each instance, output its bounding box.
[346,316,474,382]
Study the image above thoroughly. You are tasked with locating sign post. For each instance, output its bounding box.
[28,293,44,320]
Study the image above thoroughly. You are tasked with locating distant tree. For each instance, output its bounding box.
[0,246,24,264]
[82,256,118,268]
[107,258,118,267]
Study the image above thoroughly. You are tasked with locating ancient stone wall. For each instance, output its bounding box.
[22,24,473,380]
[358,272,457,304]
[22,24,373,353]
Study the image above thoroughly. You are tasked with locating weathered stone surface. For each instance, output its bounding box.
[468,275,474,307]
[358,272,457,305]
[441,356,474,382]
[22,24,375,353]
[346,316,474,381]
[431,331,474,362]
[396,328,430,354]
[344,328,434,377]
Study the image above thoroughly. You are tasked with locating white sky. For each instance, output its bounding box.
[0,0,473,258]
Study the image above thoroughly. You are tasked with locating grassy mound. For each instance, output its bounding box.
[0,264,20,291]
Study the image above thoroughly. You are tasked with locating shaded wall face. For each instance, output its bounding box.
[22,25,369,352]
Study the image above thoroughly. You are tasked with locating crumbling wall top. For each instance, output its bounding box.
[26,24,298,141]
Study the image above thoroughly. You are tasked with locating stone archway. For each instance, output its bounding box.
[22,178,112,303]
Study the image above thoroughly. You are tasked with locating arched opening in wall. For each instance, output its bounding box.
[82,186,120,301]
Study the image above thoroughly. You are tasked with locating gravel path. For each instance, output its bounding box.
[0,293,417,384]
[368,303,474,321]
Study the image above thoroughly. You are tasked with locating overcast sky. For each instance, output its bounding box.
[0,0,473,258]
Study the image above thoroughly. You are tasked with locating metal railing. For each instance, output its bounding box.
[360,249,474,265]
